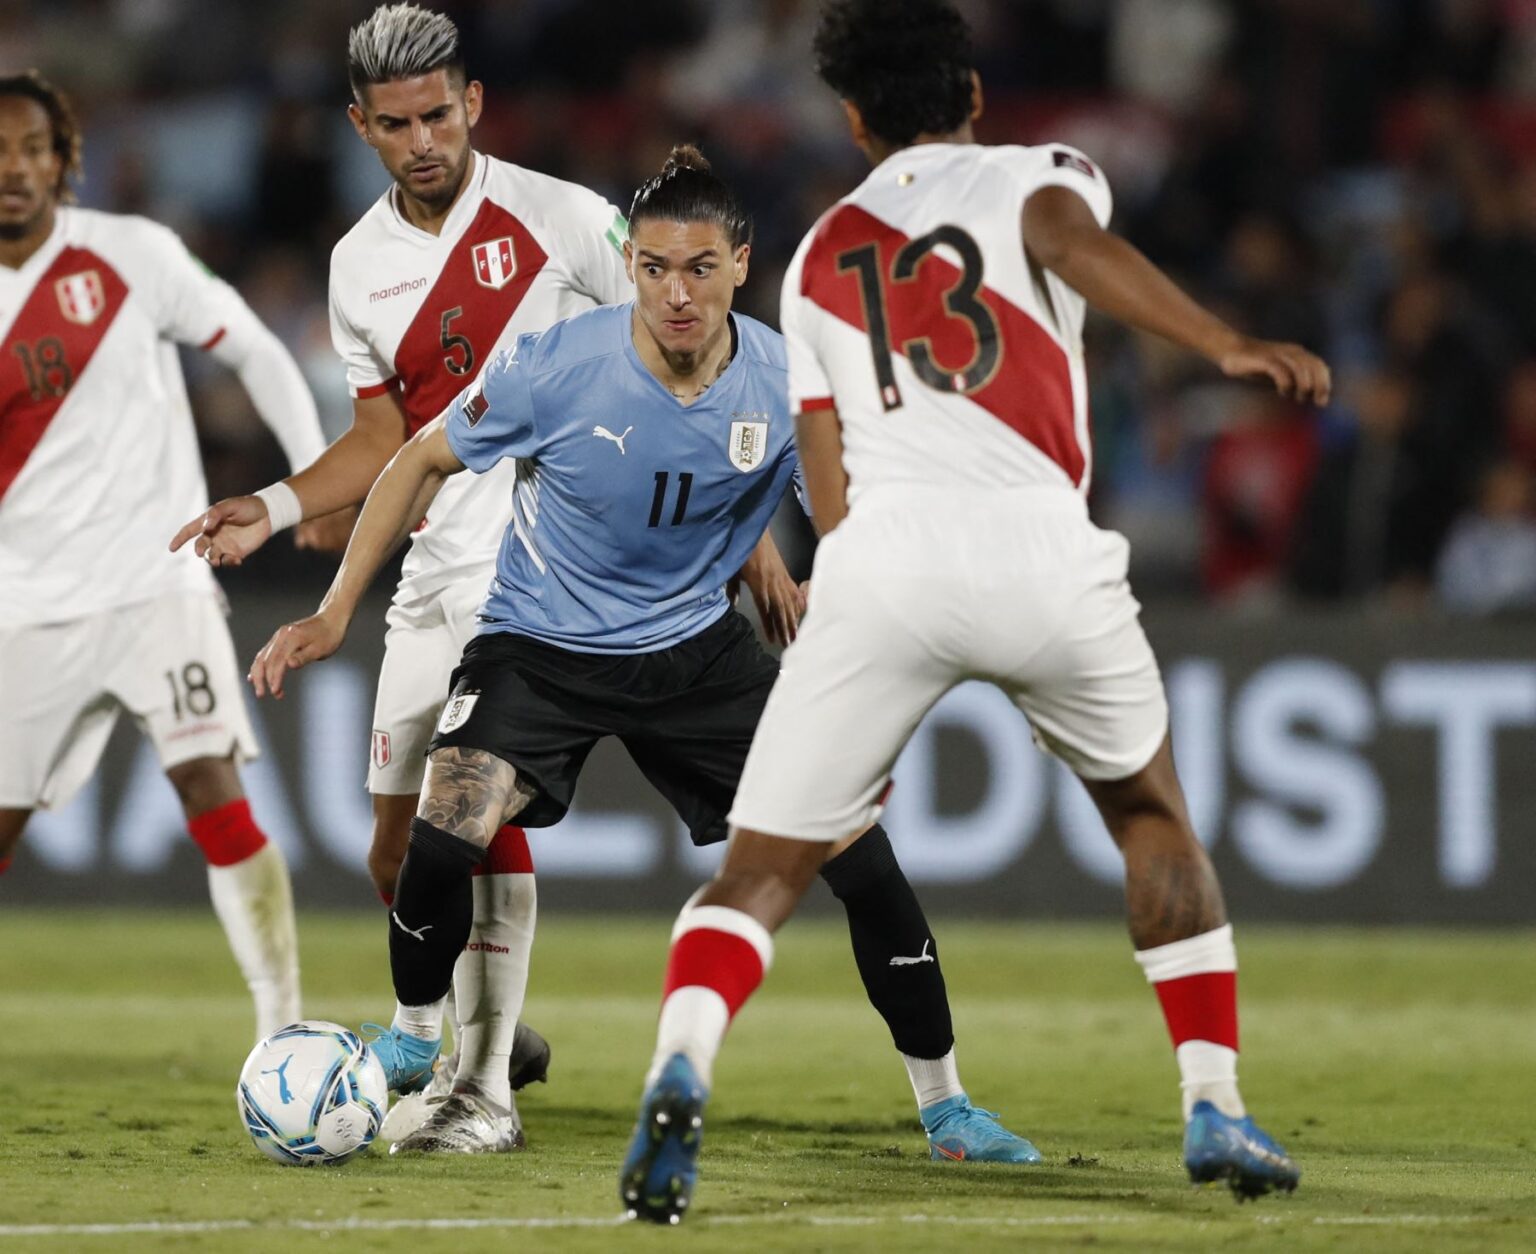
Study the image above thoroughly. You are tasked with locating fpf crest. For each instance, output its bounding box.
[55,270,105,325]
[472,237,517,290]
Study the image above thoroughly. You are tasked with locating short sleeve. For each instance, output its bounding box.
[328,268,395,398]
[136,221,243,349]
[558,183,633,306]
[779,239,834,415]
[1017,144,1113,228]
[442,335,542,473]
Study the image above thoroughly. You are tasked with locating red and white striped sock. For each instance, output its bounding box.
[453,824,536,1108]
[648,901,773,1089]
[1134,923,1244,1120]
[190,799,302,1040]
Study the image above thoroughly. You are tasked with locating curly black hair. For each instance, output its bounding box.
[813,0,974,148]
[0,71,83,201]
[629,143,752,249]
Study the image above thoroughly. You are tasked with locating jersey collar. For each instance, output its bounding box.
[621,304,745,413]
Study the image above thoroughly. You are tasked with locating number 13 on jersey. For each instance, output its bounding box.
[835,225,1001,413]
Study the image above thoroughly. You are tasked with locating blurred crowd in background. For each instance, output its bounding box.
[13,0,1536,613]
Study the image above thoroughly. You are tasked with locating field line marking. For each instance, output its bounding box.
[0,1212,1505,1239]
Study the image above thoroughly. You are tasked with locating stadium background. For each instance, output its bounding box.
[8,0,1536,924]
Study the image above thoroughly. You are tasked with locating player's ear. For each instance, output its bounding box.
[622,239,635,283]
[463,80,483,128]
[840,98,868,149]
[969,70,984,123]
[733,243,750,288]
[347,101,372,146]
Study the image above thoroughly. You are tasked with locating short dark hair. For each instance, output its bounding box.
[346,3,465,102]
[628,144,752,250]
[0,71,82,201]
[813,0,974,148]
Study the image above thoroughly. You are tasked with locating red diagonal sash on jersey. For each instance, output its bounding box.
[392,200,549,434]
[1,246,130,503]
[801,204,1084,484]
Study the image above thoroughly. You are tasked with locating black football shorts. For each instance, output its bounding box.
[426,610,779,846]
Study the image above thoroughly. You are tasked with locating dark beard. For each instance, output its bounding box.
[0,204,45,241]
[397,149,470,212]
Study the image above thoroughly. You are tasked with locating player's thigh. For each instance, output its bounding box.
[619,613,780,847]
[114,592,260,776]
[425,632,606,829]
[0,616,121,811]
[368,611,465,797]
[728,548,957,844]
[1004,551,1169,783]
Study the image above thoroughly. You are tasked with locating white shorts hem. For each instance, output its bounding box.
[724,805,877,845]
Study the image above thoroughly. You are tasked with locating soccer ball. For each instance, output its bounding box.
[236,1021,388,1166]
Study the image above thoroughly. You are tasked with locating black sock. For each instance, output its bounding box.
[388,818,482,1009]
[820,824,955,1060]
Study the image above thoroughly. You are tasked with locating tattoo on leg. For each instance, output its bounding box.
[1125,844,1227,951]
[418,748,536,848]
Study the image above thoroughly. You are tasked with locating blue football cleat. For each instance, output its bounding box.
[361,1022,441,1095]
[1184,1100,1300,1200]
[619,1053,708,1225]
[921,1093,1043,1164]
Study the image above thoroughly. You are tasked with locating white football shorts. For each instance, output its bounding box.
[366,580,486,795]
[728,485,1169,843]
[0,590,259,811]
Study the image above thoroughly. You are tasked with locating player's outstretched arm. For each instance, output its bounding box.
[734,530,808,647]
[170,390,408,566]
[249,420,463,699]
[1021,187,1331,406]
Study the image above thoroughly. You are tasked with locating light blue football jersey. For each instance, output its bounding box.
[443,302,799,653]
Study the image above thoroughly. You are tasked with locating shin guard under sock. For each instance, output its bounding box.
[389,818,482,1009]
[820,825,955,1061]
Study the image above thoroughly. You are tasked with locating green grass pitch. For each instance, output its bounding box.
[0,910,1533,1252]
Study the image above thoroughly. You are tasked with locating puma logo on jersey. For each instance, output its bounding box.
[593,424,633,454]
[391,912,433,942]
[889,939,935,967]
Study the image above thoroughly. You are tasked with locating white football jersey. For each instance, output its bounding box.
[780,141,1112,502]
[0,208,251,627]
[328,152,632,609]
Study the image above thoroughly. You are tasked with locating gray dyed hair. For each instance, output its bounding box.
[347,3,463,99]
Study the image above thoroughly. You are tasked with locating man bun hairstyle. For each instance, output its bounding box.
[0,71,82,201]
[628,144,753,250]
[347,3,464,101]
[814,0,974,147]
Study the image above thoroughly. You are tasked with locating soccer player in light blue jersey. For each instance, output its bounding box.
[253,146,1033,1165]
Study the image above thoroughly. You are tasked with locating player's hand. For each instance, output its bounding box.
[741,556,808,648]
[294,505,359,555]
[1217,335,1332,407]
[170,495,272,568]
[249,611,346,699]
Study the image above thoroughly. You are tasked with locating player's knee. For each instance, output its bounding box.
[699,831,825,928]
[367,840,404,901]
[368,800,413,900]
[1081,736,1194,847]
[166,755,243,819]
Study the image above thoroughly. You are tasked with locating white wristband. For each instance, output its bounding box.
[255,482,303,533]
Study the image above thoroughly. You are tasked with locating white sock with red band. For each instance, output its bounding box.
[1134,923,1245,1120]
[647,902,773,1089]
[192,800,301,1041]
[453,825,536,1108]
